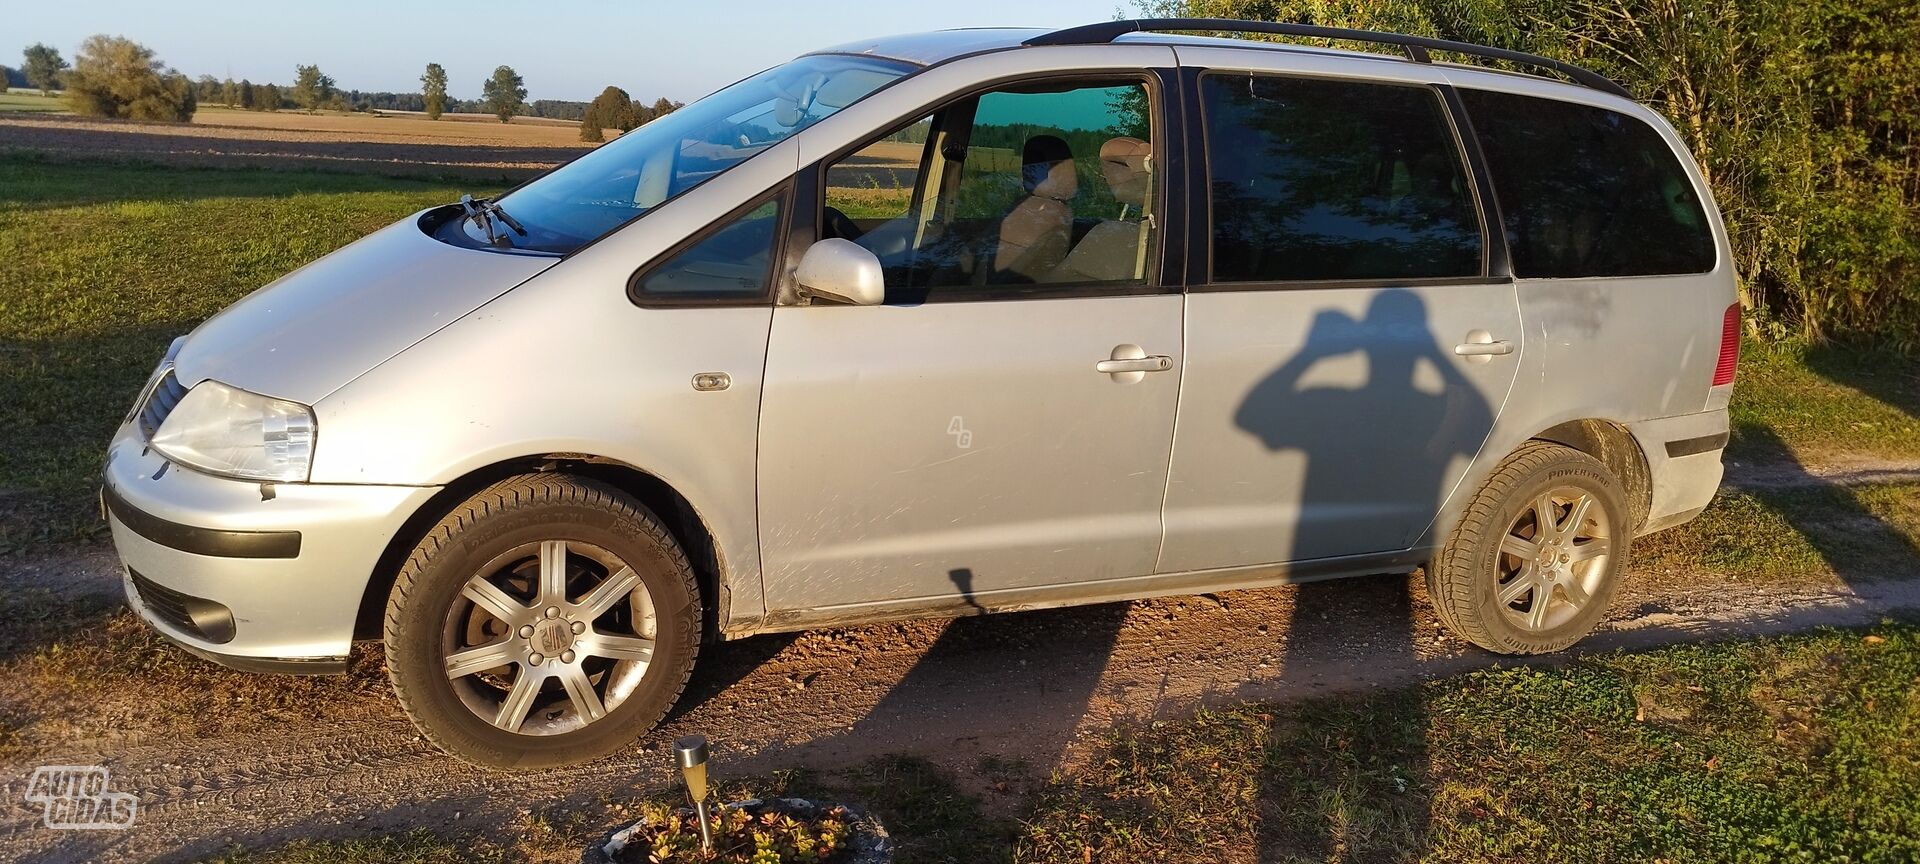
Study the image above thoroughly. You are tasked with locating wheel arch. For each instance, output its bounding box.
[353,453,733,644]
[1527,418,1653,533]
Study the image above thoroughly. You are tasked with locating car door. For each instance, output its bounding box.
[757,74,1184,613]
[1158,53,1524,574]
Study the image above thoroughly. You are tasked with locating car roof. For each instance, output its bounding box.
[808,26,1617,105]
[813,27,1384,67]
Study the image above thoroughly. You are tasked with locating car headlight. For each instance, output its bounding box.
[150,380,316,482]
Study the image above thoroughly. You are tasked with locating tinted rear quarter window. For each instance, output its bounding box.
[1201,73,1484,283]
[1458,89,1715,278]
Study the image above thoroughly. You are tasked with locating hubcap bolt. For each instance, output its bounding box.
[518,625,534,639]
[545,606,560,618]
[529,652,545,666]
[571,621,586,635]
[561,650,576,664]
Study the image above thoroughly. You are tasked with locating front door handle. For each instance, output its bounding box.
[1454,329,1514,364]
[1098,344,1173,383]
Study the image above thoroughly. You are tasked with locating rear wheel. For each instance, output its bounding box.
[385,474,700,769]
[1428,442,1630,654]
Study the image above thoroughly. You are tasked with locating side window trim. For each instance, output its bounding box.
[1188,67,1500,292]
[797,69,1184,305]
[624,184,792,308]
[1436,83,1513,280]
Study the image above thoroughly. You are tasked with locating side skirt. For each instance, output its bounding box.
[741,547,1433,636]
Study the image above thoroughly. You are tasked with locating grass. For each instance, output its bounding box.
[1730,337,1920,464]
[199,756,1011,864]
[0,91,66,113]
[1637,481,1920,584]
[196,620,1920,863]
[1024,619,1920,863]
[0,155,494,550]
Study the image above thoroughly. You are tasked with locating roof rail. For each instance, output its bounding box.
[1023,18,1631,100]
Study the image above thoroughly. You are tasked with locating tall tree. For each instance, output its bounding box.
[579,85,634,142]
[650,97,682,120]
[238,78,255,109]
[291,64,334,111]
[63,35,195,122]
[220,77,237,107]
[481,65,526,123]
[259,82,282,111]
[0,66,9,94]
[420,62,447,120]
[22,43,68,94]
[194,74,220,102]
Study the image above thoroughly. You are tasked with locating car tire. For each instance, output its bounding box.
[1428,441,1631,655]
[384,473,700,770]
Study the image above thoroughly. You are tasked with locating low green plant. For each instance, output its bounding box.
[620,801,851,864]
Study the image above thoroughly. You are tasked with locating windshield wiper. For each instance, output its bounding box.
[458,194,528,248]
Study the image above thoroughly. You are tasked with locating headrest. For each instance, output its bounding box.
[1022,135,1077,201]
[1099,137,1151,208]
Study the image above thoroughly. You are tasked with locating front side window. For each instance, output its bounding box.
[632,196,783,301]
[1458,89,1714,278]
[481,54,910,254]
[1202,73,1483,283]
[822,79,1158,301]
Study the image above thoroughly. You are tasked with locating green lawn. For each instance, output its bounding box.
[0,156,492,550]
[0,91,67,113]
[1731,338,1920,464]
[199,620,1920,864]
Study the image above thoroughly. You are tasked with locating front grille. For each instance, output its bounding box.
[137,371,188,438]
[129,568,235,643]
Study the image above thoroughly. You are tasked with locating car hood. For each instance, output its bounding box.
[172,211,558,405]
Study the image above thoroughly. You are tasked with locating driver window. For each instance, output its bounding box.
[822,79,1156,302]
[823,115,933,264]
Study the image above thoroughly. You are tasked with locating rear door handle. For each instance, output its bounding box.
[1454,329,1513,364]
[1095,357,1173,374]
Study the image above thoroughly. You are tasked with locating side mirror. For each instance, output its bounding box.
[794,239,884,306]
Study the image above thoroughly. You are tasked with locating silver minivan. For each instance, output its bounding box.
[104,20,1738,768]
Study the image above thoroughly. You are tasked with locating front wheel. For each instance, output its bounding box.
[384,474,701,769]
[1428,442,1631,654]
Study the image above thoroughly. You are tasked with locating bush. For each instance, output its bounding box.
[62,34,195,122]
[1154,0,1920,349]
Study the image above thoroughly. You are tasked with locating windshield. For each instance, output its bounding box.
[477,54,914,254]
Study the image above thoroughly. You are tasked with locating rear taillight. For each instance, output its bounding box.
[1712,303,1741,387]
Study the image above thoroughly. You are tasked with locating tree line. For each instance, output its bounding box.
[16,38,682,131]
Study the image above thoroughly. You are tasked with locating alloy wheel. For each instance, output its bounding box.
[440,539,657,735]
[1494,486,1613,632]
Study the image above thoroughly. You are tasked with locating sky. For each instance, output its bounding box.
[16,0,1133,104]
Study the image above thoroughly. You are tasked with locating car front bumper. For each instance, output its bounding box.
[104,423,439,673]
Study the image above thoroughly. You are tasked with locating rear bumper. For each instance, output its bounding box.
[1630,409,1729,535]
[105,422,438,669]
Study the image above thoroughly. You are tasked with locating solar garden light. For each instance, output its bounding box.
[674,735,714,852]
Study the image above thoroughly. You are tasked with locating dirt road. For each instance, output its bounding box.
[4,536,1918,863]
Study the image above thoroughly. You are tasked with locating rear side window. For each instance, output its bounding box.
[1201,73,1483,283]
[1458,89,1714,278]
